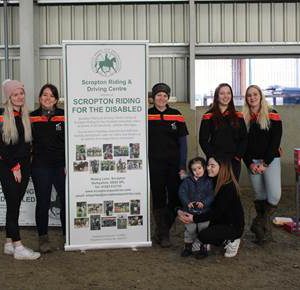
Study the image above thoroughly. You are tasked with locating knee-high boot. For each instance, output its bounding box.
[251,200,266,244]
[152,209,163,244]
[263,202,277,243]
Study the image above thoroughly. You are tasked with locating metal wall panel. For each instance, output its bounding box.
[37,4,188,44]
[196,2,300,43]
[149,56,187,101]
[0,5,19,45]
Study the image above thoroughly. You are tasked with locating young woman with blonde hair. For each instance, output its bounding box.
[0,79,40,260]
[243,85,282,245]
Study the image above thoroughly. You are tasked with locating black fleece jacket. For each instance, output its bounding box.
[30,107,65,168]
[0,108,31,169]
[243,110,282,167]
[199,110,247,160]
[193,181,245,236]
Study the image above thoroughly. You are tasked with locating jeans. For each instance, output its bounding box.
[184,221,209,243]
[31,167,66,236]
[248,158,281,205]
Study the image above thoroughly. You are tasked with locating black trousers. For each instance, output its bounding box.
[198,224,242,246]
[149,158,181,212]
[0,159,30,242]
[31,167,66,236]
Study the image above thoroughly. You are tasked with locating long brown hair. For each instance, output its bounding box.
[211,83,239,128]
[214,157,239,195]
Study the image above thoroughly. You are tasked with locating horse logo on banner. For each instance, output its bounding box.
[92,49,121,77]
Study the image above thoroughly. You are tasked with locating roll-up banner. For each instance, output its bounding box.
[63,41,151,251]
[0,179,61,227]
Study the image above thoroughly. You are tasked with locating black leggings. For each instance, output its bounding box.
[198,224,242,246]
[0,160,30,242]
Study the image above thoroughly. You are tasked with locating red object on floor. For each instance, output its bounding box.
[283,222,300,234]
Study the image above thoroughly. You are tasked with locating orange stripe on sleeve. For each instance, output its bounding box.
[202,113,213,120]
[163,115,185,122]
[0,116,3,123]
[269,113,281,121]
[235,111,244,118]
[51,116,65,122]
[148,114,161,121]
[30,116,48,123]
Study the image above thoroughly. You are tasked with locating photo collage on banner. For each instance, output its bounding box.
[64,41,150,250]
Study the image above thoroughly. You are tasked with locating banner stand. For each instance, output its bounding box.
[63,41,151,250]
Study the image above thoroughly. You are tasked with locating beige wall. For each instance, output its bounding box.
[171,103,300,187]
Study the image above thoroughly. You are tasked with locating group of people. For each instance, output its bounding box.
[148,82,282,259]
[0,79,282,260]
[0,80,65,260]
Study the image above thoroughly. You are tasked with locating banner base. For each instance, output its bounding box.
[64,241,152,251]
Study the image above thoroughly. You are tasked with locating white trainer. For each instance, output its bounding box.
[224,239,241,258]
[14,246,41,260]
[4,243,14,255]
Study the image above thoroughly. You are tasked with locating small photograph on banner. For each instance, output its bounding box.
[128,215,143,226]
[90,215,101,231]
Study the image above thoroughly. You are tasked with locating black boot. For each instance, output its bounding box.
[159,207,173,248]
[181,243,193,257]
[152,209,163,244]
[263,202,277,243]
[251,200,266,244]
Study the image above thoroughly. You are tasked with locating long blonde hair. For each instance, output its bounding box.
[2,92,32,145]
[243,85,271,131]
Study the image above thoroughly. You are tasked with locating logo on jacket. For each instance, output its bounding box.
[56,123,62,131]
[171,122,177,130]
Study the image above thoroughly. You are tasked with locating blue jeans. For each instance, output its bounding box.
[248,158,281,206]
[31,167,66,236]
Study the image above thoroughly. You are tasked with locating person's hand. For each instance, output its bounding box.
[187,202,194,208]
[13,169,22,183]
[179,169,187,180]
[257,163,267,174]
[195,201,204,208]
[177,210,193,224]
[249,163,259,174]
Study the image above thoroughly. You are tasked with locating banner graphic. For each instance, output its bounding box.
[63,41,150,250]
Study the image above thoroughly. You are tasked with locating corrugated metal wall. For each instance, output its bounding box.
[0,2,300,100]
[196,2,300,43]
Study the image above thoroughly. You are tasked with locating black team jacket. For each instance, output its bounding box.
[243,109,282,168]
[0,109,31,170]
[199,110,248,160]
[148,105,189,168]
[30,107,65,168]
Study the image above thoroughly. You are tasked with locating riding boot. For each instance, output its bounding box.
[39,234,52,253]
[263,202,277,243]
[251,200,266,244]
[159,208,172,248]
[152,209,163,244]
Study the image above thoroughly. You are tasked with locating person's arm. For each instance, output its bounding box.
[200,180,214,208]
[178,135,187,171]
[235,116,248,160]
[0,135,20,170]
[264,114,282,165]
[199,114,214,158]
[178,179,190,208]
